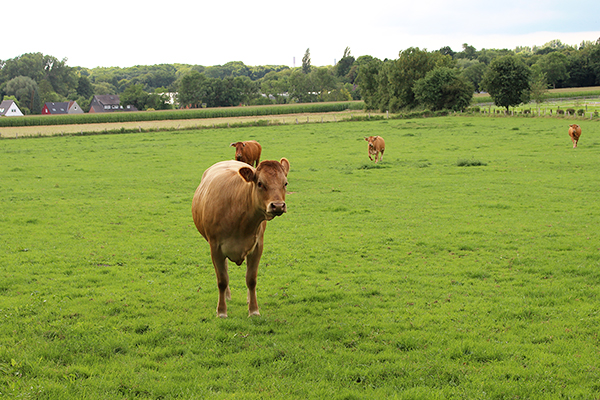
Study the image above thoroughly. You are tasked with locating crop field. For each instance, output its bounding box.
[1,115,599,399]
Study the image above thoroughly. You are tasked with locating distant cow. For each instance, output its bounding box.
[568,124,582,148]
[192,158,290,318]
[230,140,262,167]
[365,136,385,163]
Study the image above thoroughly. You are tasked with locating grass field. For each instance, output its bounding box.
[1,115,599,399]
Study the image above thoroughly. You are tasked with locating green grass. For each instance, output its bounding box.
[1,116,600,399]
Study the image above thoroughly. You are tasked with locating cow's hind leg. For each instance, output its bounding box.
[210,243,229,318]
[245,235,264,317]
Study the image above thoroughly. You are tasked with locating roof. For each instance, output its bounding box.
[44,102,70,114]
[0,100,23,116]
[93,95,121,106]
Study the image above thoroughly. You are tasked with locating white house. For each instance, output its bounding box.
[0,100,24,117]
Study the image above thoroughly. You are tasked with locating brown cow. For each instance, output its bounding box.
[365,135,385,163]
[230,140,262,167]
[192,158,290,318]
[568,124,582,148]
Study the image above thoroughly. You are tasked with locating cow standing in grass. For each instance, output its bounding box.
[568,124,582,148]
[230,140,262,167]
[192,158,290,318]
[365,136,385,163]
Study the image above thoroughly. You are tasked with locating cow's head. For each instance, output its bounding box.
[230,142,245,161]
[239,158,290,220]
[365,136,377,147]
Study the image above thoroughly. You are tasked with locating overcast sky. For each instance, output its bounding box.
[3,0,599,69]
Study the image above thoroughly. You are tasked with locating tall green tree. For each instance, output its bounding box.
[38,79,63,103]
[458,60,487,92]
[481,55,531,111]
[383,47,452,111]
[260,70,291,104]
[177,71,207,108]
[4,76,42,114]
[413,67,473,111]
[356,57,383,110]
[302,48,311,74]
[43,56,77,97]
[529,72,550,113]
[76,76,95,99]
[535,52,569,88]
[311,67,337,101]
[335,47,355,81]
[288,69,316,103]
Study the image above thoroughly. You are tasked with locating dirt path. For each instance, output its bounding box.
[0,110,382,138]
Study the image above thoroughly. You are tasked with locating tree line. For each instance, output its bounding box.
[1,39,599,115]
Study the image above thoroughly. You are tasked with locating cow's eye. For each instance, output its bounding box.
[257,181,263,188]
[284,182,288,187]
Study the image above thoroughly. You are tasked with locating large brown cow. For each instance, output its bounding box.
[192,158,290,318]
[568,124,582,148]
[230,140,262,167]
[365,135,385,163]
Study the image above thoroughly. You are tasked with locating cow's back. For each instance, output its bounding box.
[192,161,252,240]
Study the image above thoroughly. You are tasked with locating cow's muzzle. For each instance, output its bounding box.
[268,201,287,216]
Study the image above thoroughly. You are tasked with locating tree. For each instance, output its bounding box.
[457,43,477,60]
[233,76,259,105]
[43,55,77,97]
[383,47,453,111]
[413,67,473,111]
[335,47,355,81]
[177,71,207,108]
[459,60,487,92]
[481,55,531,111]
[120,84,149,110]
[302,48,311,74]
[76,76,95,99]
[529,72,550,114]
[356,57,383,110]
[146,89,172,110]
[288,69,316,103]
[38,79,63,103]
[535,52,569,88]
[4,76,42,114]
[311,67,337,101]
[260,69,291,104]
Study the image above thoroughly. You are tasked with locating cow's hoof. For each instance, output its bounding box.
[217,311,228,318]
[248,311,260,317]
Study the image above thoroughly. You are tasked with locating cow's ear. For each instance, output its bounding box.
[279,158,290,177]
[239,167,255,183]
[364,137,369,141]
[230,142,235,147]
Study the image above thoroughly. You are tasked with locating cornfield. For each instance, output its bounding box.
[0,102,364,128]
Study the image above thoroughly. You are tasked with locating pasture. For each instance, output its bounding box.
[1,115,599,399]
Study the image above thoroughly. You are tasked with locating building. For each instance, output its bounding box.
[88,95,138,113]
[0,100,24,117]
[41,101,84,115]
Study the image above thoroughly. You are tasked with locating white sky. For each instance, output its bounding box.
[3,0,600,69]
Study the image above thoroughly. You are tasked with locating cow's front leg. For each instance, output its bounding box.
[210,243,229,318]
[245,238,264,317]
